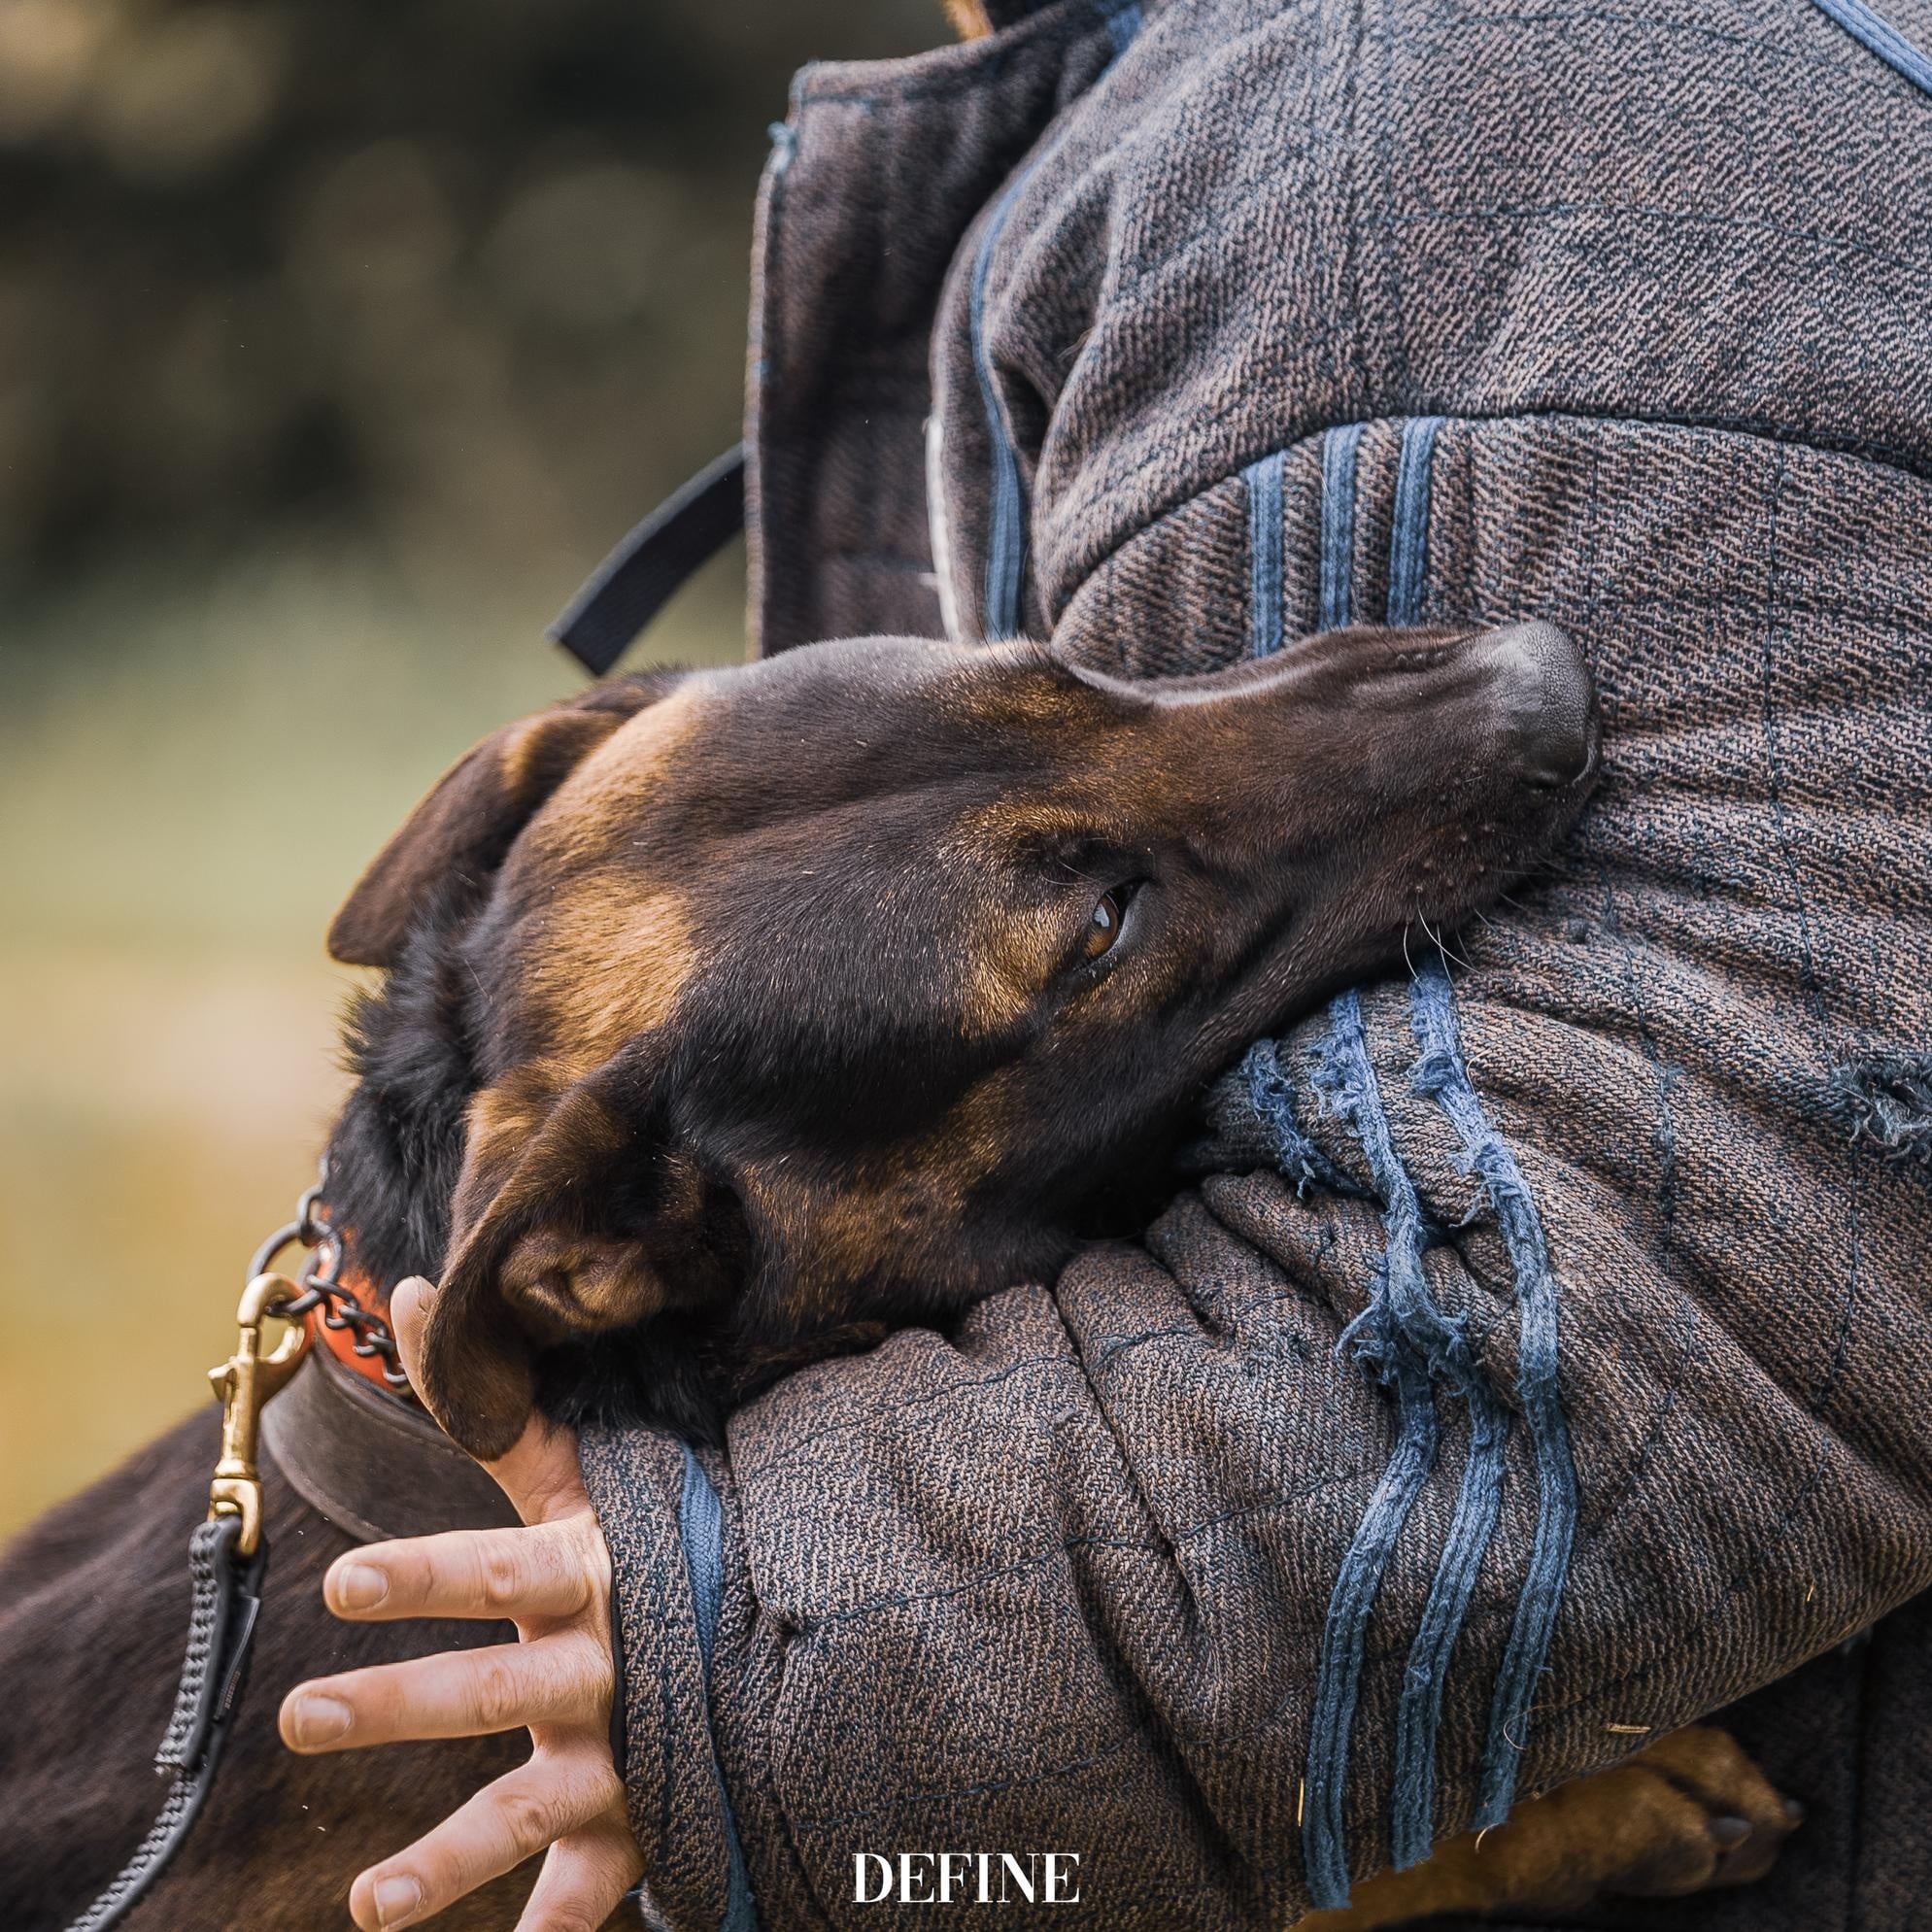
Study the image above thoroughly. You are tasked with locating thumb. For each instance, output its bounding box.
[388,1272,437,1389]
[390,1275,590,1526]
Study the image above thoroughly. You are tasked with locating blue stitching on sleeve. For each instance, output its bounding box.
[680,1445,760,1932]
[1299,993,1449,1909]
[1295,991,1520,1896]
[970,180,1031,640]
[1299,413,1536,1893]
[1244,451,1287,658]
[972,1,1143,639]
[1319,424,1365,630]
[1806,0,1932,98]
[1407,963,1579,1830]
[1240,1037,1353,1195]
[1389,1388,1511,1870]
[1386,976,1519,1870]
[1387,417,1444,626]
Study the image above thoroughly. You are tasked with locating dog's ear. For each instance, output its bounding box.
[327,672,683,969]
[418,1035,744,1460]
[942,0,994,38]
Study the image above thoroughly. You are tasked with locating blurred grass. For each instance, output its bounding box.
[0,540,743,1536]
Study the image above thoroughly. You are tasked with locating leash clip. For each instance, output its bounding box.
[206,1272,311,1556]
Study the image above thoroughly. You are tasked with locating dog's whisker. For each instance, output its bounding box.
[1420,912,1474,972]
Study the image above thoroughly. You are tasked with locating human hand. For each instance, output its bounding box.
[278,1277,640,1930]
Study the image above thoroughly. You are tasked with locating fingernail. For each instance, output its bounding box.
[334,1562,389,1611]
[1783,1796,1807,1826]
[1710,1814,1751,1847]
[373,1875,424,1927]
[288,1694,352,1746]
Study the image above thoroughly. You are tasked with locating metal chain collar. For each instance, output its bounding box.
[248,1159,411,1393]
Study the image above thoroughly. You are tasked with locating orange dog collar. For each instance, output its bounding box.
[305,1267,413,1396]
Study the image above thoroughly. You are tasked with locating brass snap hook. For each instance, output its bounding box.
[206,1272,312,1556]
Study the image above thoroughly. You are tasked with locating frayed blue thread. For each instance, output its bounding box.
[1387,418,1444,627]
[1319,424,1365,630]
[1300,412,1529,1901]
[1378,416,1535,1861]
[1408,963,1578,1830]
[1298,992,1516,1878]
[679,1446,759,1932]
[972,1,1141,638]
[1303,1326,1439,1910]
[1241,1039,1350,1196]
[1388,1259,1511,1865]
[1310,1000,1476,1410]
[1244,451,1287,659]
[1300,991,1465,1910]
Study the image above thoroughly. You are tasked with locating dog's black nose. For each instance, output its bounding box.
[1485,620,1597,788]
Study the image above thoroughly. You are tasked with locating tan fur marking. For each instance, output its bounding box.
[494,712,557,800]
[460,1060,579,1192]
[940,802,1095,1035]
[525,678,707,873]
[508,682,707,1064]
[943,0,993,39]
[738,1067,1028,1321]
[1291,1727,1795,1929]
[523,889,695,1067]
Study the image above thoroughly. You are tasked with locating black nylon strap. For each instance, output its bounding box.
[65,1513,268,1932]
[549,444,747,675]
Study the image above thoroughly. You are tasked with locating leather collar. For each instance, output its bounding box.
[261,1344,519,1544]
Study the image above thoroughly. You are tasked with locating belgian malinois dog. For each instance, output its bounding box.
[3,625,1796,1929]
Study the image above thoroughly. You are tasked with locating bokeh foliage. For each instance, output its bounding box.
[0,0,935,1533]
[0,0,931,591]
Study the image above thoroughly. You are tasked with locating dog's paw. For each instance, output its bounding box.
[1589,1725,1802,1897]
[1285,1725,1799,1932]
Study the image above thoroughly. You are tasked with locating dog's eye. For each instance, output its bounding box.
[1078,887,1132,964]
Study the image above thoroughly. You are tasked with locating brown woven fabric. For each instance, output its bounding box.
[583,1,1932,1924]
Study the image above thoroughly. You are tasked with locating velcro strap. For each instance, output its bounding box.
[549,445,746,675]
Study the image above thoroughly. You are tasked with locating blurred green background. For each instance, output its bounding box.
[0,0,935,1535]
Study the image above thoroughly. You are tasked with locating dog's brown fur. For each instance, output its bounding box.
[0,1411,550,1930]
[322,628,1601,1462]
[1,626,1797,1927]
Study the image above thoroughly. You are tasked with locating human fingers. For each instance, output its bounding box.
[316,1520,595,1624]
[279,1629,613,1752]
[514,1821,645,1932]
[345,1745,625,1931]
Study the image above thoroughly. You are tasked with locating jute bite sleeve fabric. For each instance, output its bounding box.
[581,0,1932,1923]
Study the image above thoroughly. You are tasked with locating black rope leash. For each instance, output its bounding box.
[63,1169,358,1931]
[63,1516,269,1931]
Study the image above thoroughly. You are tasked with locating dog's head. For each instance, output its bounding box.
[329,627,1597,1456]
